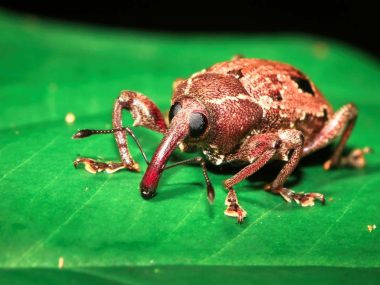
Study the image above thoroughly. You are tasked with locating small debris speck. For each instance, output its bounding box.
[328,197,334,202]
[65,112,76,124]
[154,268,160,274]
[367,224,376,232]
[313,42,329,59]
[58,256,64,269]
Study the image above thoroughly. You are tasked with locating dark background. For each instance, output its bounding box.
[0,1,378,58]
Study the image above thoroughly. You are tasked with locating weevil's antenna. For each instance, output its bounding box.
[73,128,149,165]
[165,157,215,203]
[72,128,128,139]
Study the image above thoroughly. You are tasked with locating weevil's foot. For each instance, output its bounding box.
[224,189,247,224]
[224,205,247,224]
[322,159,333,170]
[277,187,325,207]
[323,147,371,170]
[74,158,139,174]
[340,147,371,169]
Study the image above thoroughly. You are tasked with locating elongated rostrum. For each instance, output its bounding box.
[73,56,370,223]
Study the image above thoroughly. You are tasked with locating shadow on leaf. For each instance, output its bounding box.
[153,182,204,202]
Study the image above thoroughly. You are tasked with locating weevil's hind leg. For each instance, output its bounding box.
[303,103,369,170]
[74,91,167,174]
[338,147,372,169]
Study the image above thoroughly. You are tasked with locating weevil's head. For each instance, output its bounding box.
[140,72,262,199]
[140,98,209,199]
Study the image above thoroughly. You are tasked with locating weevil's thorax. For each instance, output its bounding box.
[172,72,263,164]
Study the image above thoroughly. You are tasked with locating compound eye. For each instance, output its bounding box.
[189,112,208,138]
[169,102,182,122]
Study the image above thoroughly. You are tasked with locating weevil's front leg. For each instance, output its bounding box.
[303,103,369,169]
[74,158,126,174]
[74,91,167,173]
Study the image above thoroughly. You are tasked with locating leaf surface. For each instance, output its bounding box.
[0,10,379,284]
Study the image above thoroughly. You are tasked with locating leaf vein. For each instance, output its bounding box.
[201,202,283,263]
[0,137,58,183]
[13,176,111,266]
[302,177,378,257]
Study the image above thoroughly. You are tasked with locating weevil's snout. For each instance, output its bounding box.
[139,100,208,199]
[139,110,190,199]
[140,184,157,200]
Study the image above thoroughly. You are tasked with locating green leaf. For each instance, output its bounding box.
[0,10,379,284]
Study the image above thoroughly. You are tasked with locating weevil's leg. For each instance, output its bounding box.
[74,91,167,173]
[165,157,215,202]
[73,158,126,174]
[224,189,247,224]
[224,133,280,223]
[338,147,372,168]
[265,129,325,207]
[303,103,369,169]
[113,91,166,170]
[225,130,324,220]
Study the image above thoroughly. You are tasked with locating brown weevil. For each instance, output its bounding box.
[73,56,370,223]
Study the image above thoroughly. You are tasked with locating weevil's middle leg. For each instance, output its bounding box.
[73,91,167,174]
[224,189,247,224]
[224,130,325,224]
[223,133,280,223]
[265,130,325,206]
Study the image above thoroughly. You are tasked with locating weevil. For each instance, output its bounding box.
[73,56,370,223]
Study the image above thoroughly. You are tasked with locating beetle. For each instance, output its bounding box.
[73,56,370,223]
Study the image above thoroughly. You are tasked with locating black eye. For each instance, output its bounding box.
[189,112,208,138]
[169,102,182,122]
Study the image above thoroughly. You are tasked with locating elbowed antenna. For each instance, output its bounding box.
[72,128,128,139]
[72,127,149,165]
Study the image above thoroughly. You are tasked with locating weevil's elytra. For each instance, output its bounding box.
[73,56,370,224]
